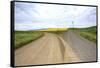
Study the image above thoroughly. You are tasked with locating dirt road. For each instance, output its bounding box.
[15,31,97,66]
[60,30,97,62]
[15,33,80,66]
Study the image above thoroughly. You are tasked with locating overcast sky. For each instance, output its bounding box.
[15,2,96,30]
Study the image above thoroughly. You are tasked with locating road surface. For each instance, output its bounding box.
[15,31,97,66]
[60,30,97,62]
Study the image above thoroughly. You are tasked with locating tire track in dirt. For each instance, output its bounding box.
[15,33,80,66]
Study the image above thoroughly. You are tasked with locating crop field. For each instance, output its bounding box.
[36,28,68,32]
[15,31,44,49]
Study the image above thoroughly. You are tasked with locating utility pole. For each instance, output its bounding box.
[72,21,74,31]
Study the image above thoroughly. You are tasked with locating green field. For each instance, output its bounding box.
[74,26,97,43]
[15,31,44,49]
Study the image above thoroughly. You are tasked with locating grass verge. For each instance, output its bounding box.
[78,31,96,43]
[15,31,44,49]
[73,26,97,43]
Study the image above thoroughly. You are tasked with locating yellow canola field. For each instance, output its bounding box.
[36,28,68,32]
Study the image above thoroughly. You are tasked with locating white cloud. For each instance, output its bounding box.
[15,2,96,30]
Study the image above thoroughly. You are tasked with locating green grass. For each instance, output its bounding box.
[15,31,44,49]
[73,26,97,43]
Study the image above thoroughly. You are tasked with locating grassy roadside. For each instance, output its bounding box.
[73,26,97,43]
[15,31,44,49]
[78,31,96,43]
